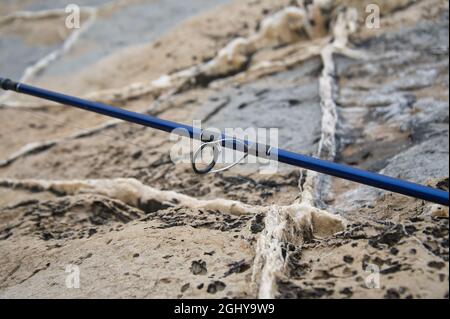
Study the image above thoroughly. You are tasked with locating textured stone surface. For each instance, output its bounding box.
[333,11,449,209]
[203,60,323,157]
[0,0,448,299]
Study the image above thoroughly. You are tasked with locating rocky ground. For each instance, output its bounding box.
[0,0,448,298]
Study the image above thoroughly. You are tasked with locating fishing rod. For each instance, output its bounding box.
[1,77,449,206]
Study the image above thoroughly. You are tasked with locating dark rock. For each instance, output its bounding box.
[190,260,207,275]
[384,288,401,299]
[428,261,445,270]
[436,178,449,191]
[131,150,143,159]
[340,287,353,297]
[138,199,172,214]
[369,224,405,248]
[250,213,265,234]
[207,281,226,294]
[180,283,190,293]
[343,255,354,264]
[41,232,54,241]
[380,264,402,275]
[276,279,334,299]
[390,247,399,256]
[224,259,251,277]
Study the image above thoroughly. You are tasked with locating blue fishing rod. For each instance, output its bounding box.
[1,77,448,206]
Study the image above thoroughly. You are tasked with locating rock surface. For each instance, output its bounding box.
[0,0,448,298]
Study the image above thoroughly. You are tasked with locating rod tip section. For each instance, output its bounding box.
[0,77,19,91]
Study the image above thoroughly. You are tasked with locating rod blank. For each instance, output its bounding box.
[1,78,448,206]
